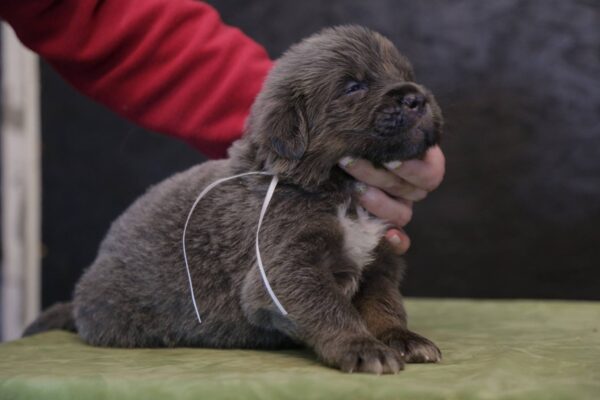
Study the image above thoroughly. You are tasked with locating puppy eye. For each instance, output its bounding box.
[344,80,368,95]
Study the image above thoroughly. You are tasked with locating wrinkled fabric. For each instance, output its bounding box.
[1,299,599,400]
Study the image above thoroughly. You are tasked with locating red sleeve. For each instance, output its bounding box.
[0,0,273,158]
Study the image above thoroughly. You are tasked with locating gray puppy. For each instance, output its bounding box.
[26,26,443,374]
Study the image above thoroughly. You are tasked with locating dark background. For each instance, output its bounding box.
[41,0,600,308]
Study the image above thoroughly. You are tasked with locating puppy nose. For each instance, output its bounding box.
[386,84,428,114]
[401,93,426,113]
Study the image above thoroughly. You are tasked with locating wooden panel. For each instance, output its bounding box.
[1,24,41,341]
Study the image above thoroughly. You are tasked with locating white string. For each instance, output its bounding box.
[182,171,287,323]
[255,175,288,316]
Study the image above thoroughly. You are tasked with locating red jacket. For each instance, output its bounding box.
[0,0,273,158]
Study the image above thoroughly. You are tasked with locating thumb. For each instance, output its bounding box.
[385,228,411,255]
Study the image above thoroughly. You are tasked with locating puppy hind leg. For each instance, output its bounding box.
[73,257,161,348]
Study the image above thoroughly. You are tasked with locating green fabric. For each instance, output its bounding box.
[1,299,599,400]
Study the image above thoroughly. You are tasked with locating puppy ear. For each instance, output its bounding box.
[266,102,309,160]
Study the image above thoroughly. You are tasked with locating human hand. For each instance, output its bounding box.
[338,145,446,255]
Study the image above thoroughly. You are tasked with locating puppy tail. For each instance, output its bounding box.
[22,302,77,337]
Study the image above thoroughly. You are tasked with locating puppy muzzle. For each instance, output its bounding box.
[374,83,432,137]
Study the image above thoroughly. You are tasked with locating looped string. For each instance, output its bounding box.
[182,171,288,323]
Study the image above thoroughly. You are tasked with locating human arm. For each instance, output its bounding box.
[0,0,273,158]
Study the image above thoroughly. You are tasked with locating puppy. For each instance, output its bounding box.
[26,26,443,374]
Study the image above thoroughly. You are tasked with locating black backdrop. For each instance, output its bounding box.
[41,0,600,308]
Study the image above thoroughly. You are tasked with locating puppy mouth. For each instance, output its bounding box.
[373,105,420,137]
[369,104,440,161]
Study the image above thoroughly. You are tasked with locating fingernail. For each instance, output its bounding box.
[354,182,368,195]
[339,156,356,168]
[384,160,403,171]
[388,234,402,245]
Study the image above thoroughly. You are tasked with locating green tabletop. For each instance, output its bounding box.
[1,299,599,400]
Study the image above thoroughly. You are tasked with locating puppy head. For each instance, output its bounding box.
[240,25,443,189]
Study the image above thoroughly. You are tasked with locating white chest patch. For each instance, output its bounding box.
[337,204,388,269]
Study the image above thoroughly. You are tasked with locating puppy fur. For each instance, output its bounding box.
[27,26,443,374]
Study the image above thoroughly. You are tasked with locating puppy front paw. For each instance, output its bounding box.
[325,337,404,374]
[379,329,442,363]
